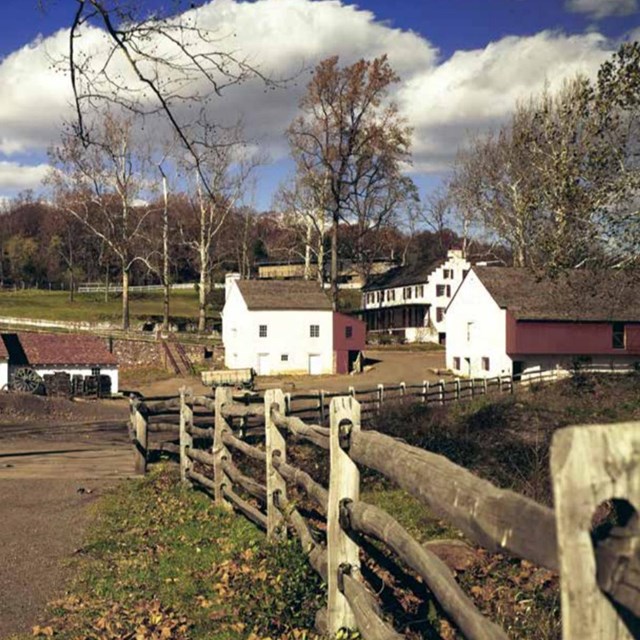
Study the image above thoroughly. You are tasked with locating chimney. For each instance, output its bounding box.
[225,273,241,300]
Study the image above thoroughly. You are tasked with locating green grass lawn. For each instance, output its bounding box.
[0,289,206,323]
[27,466,323,640]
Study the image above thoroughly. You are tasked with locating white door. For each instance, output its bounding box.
[308,354,322,375]
[257,353,270,375]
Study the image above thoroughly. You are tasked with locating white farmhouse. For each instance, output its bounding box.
[446,267,640,379]
[0,338,8,390]
[360,250,470,344]
[222,276,366,375]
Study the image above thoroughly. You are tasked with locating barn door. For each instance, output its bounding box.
[257,353,270,376]
[308,354,322,375]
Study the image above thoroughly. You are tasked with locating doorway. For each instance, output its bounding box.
[257,353,270,375]
[308,354,322,375]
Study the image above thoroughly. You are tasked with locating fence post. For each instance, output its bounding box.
[483,377,488,395]
[400,381,406,403]
[130,396,148,475]
[179,386,194,485]
[422,380,429,404]
[439,379,445,405]
[455,378,461,401]
[498,376,503,393]
[214,386,233,509]
[348,386,356,398]
[327,396,361,634]
[319,390,326,425]
[284,392,292,415]
[265,388,287,541]
[377,383,384,412]
[551,423,640,639]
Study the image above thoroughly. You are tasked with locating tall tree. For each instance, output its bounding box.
[48,111,153,329]
[286,55,414,307]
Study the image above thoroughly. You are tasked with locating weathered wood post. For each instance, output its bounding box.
[214,386,234,509]
[130,396,148,475]
[265,388,287,540]
[422,380,429,404]
[348,386,356,398]
[439,379,445,405]
[284,392,292,415]
[179,386,194,485]
[400,381,406,403]
[483,378,488,395]
[319,390,326,425]
[551,422,640,640]
[377,383,384,412]
[455,378,461,401]
[327,396,361,634]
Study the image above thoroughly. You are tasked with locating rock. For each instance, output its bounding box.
[423,539,479,572]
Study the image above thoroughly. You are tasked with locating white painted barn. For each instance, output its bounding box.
[360,250,470,344]
[0,332,119,393]
[222,275,366,375]
[0,338,8,390]
[446,267,640,379]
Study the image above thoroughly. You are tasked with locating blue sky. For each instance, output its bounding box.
[0,0,638,209]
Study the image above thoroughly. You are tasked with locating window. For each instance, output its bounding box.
[391,290,396,301]
[281,354,289,362]
[310,324,320,338]
[443,269,451,279]
[404,287,412,300]
[259,324,267,338]
[612,322,625,349]
[436,307,445,322]
[436,284,445,297]
[416,285,424,297]
[453,357,461,370]
[482,357,490,371]
[345,326,353,339]
[387,290,392,302]
[446,285,452,297]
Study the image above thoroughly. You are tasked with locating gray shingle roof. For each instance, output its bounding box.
[474,267,640,322]
[362,259,444,292]
[236,280,333,311]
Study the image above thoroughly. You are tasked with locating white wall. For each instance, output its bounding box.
[223,283,335,375]
[446,271,512,378]
[0,361,8,390]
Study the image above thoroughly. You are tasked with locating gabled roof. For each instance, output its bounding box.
[362,259,443,292]
[1,332,118,366]
[235,280,333,311]
[473,267,640,322]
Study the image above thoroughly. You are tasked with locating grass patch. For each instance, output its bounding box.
[0,289,206,324]
[119,366,176,388]
[34,466,323,640]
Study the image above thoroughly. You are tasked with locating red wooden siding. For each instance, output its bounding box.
[333,313,366,374]
[507,320,640,356]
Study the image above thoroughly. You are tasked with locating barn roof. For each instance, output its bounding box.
[236,280,333,311]
[362,259,443,292]
[473,267,640,322]
[1,332,118,366]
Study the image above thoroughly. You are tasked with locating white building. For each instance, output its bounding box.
[222,275,366,375]
[0,332,119,393]
[0,339,8,390]
[360,250,470,344]
[446,267,640,379]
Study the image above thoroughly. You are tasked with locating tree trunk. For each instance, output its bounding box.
[162,172,170,333]
[105,266,109,303]
[330,215,338,310]
[304,219,312,281]
[122,267,130,330]
[198,263,207,333]
[69,270,75,303]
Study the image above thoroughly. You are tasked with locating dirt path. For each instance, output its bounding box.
[0,417,131,638]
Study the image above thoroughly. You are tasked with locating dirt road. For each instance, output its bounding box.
[0,413,130,638]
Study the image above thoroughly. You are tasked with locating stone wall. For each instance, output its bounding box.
[110,338,224,370]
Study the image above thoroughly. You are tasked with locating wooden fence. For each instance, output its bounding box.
[129,386,640,640]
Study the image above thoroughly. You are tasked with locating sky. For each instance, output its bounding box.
[0,0,638,209]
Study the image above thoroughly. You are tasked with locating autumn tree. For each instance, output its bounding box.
[287,55,414,307]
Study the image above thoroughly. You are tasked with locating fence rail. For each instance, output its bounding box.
[129,381,640,640]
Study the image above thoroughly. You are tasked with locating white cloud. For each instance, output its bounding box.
[566,0,638,19]
[0,162,49,190]
[0,0,628,195]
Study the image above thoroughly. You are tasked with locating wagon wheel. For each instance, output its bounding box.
[11,367,43,394]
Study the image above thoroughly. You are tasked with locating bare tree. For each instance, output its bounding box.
[48,110,154,329]
[286,55,414,308]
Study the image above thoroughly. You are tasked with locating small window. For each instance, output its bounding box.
[436,284,445,297]
[281,354,289,362]
[612,322,625,349]
[310,325,320,338]
[482,357,490,371]
[259,324,267,338]
[443,269,450,279]
[346,326,353,339]
[386,290,392,301]
[453,357,461,370]
[446,285,452,297]
[436,307,445,322]
[406,287,412,300]
[391,290,396,301]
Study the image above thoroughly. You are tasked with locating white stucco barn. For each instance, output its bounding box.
[222,276,366,375]
[446,267,640,379]
[0,332,119,393]
[0,338,8,390]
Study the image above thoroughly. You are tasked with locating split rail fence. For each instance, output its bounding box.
[129,384,640,640]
